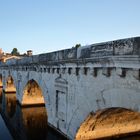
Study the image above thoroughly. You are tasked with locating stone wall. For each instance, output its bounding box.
[3,37,140,66]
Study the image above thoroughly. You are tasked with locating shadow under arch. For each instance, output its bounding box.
[22,79,45,107]
[75,107,140,140]
[5,75,16,93]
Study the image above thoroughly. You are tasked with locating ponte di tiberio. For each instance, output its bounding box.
[1,37,140,139]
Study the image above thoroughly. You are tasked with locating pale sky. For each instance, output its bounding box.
[0,0,140,54]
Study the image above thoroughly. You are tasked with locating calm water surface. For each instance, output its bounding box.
[0,89,68,140]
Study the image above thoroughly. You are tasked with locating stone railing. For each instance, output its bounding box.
[1,37,140,66]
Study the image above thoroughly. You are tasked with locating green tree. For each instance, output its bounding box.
[72,44,81,49]
[75,44,81,48]
[11,48,20,56]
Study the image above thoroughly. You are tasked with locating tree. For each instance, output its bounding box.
[11,48,20,56]
[72,44,81,49]
[75,44,81,48]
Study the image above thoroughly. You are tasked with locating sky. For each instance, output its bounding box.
[0,0,140,55]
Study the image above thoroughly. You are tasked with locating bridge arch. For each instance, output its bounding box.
[18,72,51,113]
[5,75,16,93]
[0,73,2,87]
[75,107,140,139]
[21,79,45,106]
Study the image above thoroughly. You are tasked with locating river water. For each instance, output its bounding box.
[0,89,68,140]
[0,114,13,140]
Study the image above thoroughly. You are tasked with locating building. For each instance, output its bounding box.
[0,48,22,63]
[27,50,33,56]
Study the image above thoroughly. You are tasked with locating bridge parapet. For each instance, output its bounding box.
[1,37,140,67]
[78,37,140,58]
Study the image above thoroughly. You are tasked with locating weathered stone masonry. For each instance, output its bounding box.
[0,37,140,139]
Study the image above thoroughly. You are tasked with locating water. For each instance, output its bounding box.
[0,89,68,140]
[0,114,13,140]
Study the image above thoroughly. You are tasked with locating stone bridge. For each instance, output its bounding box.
[0,37,140,139]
